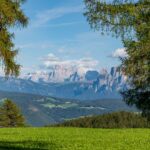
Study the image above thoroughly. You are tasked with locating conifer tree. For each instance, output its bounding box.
[0,99,25,127]
[84,0,150,119]
[0,0,28,76]
[0,106,8,127]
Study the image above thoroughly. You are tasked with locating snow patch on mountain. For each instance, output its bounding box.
[0,66,128,100]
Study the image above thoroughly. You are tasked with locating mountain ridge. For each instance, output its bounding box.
[0,67,128,100]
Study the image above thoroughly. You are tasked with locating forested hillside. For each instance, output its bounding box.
[55,111,150,128]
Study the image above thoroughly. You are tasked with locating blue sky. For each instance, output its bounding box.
[13,0,125,75]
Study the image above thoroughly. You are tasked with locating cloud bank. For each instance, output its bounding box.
[40,53,99,74]
[112,48,128,58]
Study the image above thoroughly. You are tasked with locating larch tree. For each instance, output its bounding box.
[0,0,28,76]
[84,0,150,119]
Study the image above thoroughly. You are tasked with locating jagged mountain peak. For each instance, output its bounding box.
[0,66,127,100]
[22,66,123,83]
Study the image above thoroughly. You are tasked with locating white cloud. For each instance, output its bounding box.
[40,53,99,74]
[34,5,83,26]
[112,48,128,58]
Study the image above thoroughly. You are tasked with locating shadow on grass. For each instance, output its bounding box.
[0,140,59,150]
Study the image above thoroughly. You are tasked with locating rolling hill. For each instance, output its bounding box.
[0,91,136,126]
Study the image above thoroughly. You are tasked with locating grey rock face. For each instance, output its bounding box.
[0,67,127,100]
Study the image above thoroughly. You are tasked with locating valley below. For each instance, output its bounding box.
[0,91,136,126]
[0,67,137,126]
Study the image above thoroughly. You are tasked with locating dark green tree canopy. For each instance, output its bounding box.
[0,0,28,76]
[0,99,25,127]
[84,0,150,118]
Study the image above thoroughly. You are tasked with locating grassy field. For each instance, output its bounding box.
[0,128,149,150]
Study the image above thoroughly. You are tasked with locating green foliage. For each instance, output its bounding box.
[0,128,149,150]
[0,0,28,76]
[55,111,150,128]
[84,0,150,118]
[0,99,25,127]
[0,106,8,127]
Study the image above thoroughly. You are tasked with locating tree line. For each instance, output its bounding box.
[53,111,150,128]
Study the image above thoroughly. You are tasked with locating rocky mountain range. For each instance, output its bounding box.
[0,67,128,100]
[0,66,134,126]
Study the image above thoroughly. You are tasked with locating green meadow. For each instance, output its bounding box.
[0,128,149,150]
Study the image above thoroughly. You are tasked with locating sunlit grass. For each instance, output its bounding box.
[0,128,149,150]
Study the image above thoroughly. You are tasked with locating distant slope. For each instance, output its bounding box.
[0,91,136,126]
[0,91,55,126]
